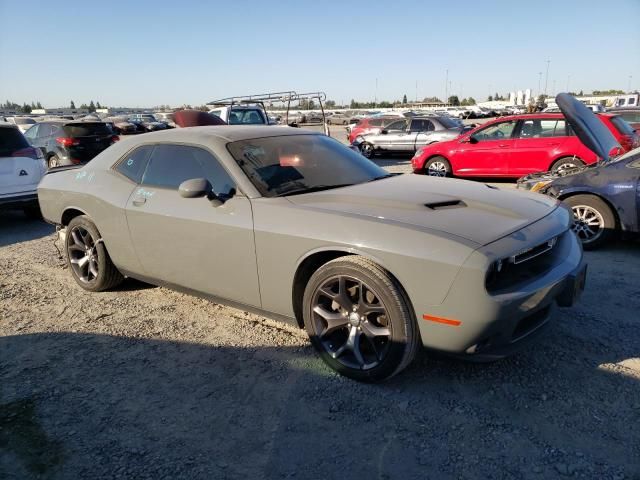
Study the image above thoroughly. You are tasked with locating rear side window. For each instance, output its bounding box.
[63,123,112,137]
[610,116,635,136]
[141,144,234,193]
[369,119,383,127]
[0,127,29,156]
[115,146,154,183]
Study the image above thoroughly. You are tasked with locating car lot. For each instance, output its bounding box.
[1,145,638,478]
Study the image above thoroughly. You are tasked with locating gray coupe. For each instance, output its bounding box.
[38,127,586,381]
[353,116,467,158]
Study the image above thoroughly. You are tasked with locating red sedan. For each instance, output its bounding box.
[412,113,639,177]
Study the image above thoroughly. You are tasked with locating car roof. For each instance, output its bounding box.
[119,125,318,143]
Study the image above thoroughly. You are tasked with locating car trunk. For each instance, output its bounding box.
[63,123,115,162]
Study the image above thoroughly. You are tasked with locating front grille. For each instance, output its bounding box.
[512,305,550,340]
[486,234,562,293]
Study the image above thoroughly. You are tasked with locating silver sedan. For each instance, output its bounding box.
[353,116,466,158]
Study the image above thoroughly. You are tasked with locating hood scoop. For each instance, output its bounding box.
[424,199,466,210]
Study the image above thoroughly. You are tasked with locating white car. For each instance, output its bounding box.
[6,116,37,134]
[0,124,47,218]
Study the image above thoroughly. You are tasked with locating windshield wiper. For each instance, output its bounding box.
[275,183,355,197]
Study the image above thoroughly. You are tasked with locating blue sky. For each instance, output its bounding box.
[1,0,638,107]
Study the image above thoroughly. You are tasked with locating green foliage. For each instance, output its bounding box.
[402,94,407,104]
[89,100,96,112]
[448,95,460,106]
[70,100,76,109]
[592,89,624,95]
[487,95,493,101]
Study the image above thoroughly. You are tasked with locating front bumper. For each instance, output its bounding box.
[413,210,586,360]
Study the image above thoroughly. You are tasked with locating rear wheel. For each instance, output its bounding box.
[551,157,584,174]
[424,156,452,177]
[563,195,615,249]
[65,215,124,291]
[302,256,419,382]
[48,155,60,169]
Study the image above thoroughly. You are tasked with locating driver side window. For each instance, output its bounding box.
[141,144,235,194]
[386,120,407,131]
[474,121,516,141]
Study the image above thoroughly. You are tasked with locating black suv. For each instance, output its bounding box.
[24,121,119,169]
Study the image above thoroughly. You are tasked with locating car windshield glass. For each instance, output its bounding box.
[0,127,29,156]
[14,118,36,125]
[227,134,388,197]
[229,109,264,125]
[63,123,112,137]
[610,116,635,136]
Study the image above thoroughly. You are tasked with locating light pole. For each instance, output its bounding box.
[538,72,542,96]
[544,59,550,96]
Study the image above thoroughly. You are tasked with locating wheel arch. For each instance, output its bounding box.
[290,247,410,329]
[548,155,583,171]
[422,154,453,174]
[61,207,90,226]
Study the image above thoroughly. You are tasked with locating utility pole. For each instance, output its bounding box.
[445,69,449,105]
[544,59,550,96]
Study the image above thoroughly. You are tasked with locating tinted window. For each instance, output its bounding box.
[474,121,516,141]
[23,124,39,140]
[14,117,36,125]
[618,112,640,123]
[436,117,459,129]
[518,119,568,138]
[228,109,265,125]
[227,134,387,197]
[610,116,635,135]
[50,125,64,137]
[0,127,29,156]
[115,146,153,183]
[368,119,383,127]
[142,145,234,193]
[410,119,434,132]
[63,123,112,137]
[37,124,53,138]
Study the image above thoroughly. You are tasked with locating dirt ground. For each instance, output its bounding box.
[1,159,639,479]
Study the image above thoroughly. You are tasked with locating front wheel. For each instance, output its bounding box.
[302,256,420,382]
[424,156,452,177]
[48,155,60,169]
[563,195,615,249]
[360,142,375,158]
[65,215,124,291]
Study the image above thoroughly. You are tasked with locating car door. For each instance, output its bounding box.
[454,120,517,176]
[378,119,409,150]
[414,119,436,150]
[125,143,261,307]
[510,118,569,176]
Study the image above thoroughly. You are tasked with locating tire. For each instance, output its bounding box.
[360,142,375,158]
[23,204,42,219]
[563,195,615,250]
[423,156,452,177]
[302,255,420,382]
[65,215,124,291]
[551,157,584,174]
[48,155,60,169]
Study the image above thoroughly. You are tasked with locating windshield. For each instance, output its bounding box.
[227,134,388,197]
[228,109,265,125]
[14,118,36,125]
[437,116,459,129]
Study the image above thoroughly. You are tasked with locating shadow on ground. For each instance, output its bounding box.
[0,211,54,248]
[1,328,637,480]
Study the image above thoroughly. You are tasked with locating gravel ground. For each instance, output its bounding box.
[1,158,639,479]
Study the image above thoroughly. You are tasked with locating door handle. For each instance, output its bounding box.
[132,195,146,206]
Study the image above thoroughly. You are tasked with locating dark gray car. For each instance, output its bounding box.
[353,116,466,158]
[38,127,585,381]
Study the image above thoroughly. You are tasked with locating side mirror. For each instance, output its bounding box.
[179,178,212,198]
[380,129,388,135]
[468,135,479,144]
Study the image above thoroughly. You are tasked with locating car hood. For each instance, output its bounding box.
[557,92,620,160]
[287,174,559,246]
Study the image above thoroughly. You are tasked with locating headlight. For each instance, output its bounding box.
[530,180,551,193]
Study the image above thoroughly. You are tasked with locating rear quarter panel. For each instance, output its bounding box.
[38,167,141,272]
